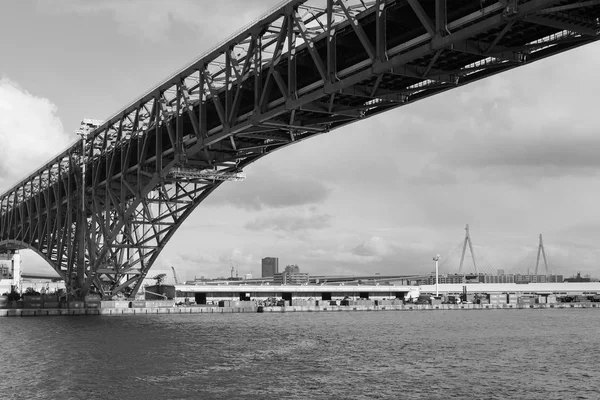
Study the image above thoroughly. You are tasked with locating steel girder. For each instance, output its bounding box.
[0,0,599,298]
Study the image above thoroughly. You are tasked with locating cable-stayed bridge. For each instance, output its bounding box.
[437,227,564,277]
[0,0,598,299]
[508,234,564,275]
[437,224,498,276]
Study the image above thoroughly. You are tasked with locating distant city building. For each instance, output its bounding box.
[262,257,279,278]
[0,252,15,281]
[284,265,300,274]
[564,272,590,283]
[497,269,505,276]
[426,273,565,285]
[274,265,309,285]
[0,264,11,279]
[427,274,469,285]
[0,251,22,293]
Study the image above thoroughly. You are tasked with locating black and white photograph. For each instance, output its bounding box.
[1,1,599,399]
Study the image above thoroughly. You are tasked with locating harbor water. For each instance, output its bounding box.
[1,309,599,399]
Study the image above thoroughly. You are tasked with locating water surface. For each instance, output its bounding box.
[1,309,599,399]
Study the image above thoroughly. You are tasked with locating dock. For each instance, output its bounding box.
[2,302,600,317]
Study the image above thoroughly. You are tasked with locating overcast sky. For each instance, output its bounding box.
[1,0,599,282]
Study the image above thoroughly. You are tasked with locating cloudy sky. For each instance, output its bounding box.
[1,1,599,281]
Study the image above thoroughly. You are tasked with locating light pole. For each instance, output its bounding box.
[78,132,86,216]
[433,254,440,297]
[74,119,102,298]
[76,129,87,297]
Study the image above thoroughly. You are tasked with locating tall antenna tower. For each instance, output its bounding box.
[458,224,478,274]
[535,233,549,275]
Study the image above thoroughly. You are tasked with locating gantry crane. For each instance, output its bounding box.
[171,266,179,285]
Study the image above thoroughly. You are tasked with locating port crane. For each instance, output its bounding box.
[153,273,167,285]
[146,273,168,300]
[171,266,179,285]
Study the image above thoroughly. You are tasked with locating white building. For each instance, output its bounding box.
[0,251,22,294]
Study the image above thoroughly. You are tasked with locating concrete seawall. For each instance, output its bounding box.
[2,302,600,317]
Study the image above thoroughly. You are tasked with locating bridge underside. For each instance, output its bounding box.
[1,0,598,299]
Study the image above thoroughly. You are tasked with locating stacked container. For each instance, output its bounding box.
[517,296,536,305]
[23,295,43,309]
[130,300,146,308]
[84,294,102,309]
[68,301,85,309]
[489,293,507,306]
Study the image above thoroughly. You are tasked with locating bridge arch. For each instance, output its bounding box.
[1,0,599,298]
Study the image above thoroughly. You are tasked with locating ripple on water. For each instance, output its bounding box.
[1,309,600,399]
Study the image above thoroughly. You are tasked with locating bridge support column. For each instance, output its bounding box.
[74,209,86,299]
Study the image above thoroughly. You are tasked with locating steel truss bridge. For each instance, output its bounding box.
[0,0,598,299]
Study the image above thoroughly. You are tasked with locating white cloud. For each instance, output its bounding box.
[0,78,74,275]
[212,166,332,211]
[222,248,255,267]
[352,236,390,257]
[333,251,381,264]
[0,78,73,192]
[245,208,332,232]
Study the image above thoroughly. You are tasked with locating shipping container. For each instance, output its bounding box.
[68,301,85,309]
[23,301,43,309]
[85,301,101,309]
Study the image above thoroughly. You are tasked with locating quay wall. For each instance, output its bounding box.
[2,302,600,317]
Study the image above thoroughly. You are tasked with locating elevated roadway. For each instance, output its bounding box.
[1,0,598,298]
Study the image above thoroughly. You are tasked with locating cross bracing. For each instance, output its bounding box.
[1,0,599,298]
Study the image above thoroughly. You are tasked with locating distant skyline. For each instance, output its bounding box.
[1,1,600,281]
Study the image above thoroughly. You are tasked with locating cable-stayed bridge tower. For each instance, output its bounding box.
[509,233,558,276]
[1,0,599,299]
[458,224,478,274]
[535,233,549,275]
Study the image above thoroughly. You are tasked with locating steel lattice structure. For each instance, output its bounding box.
[0,0,598,299]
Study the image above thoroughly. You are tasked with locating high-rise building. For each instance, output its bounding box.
[261,257,279,278]
[273,265,309,285]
